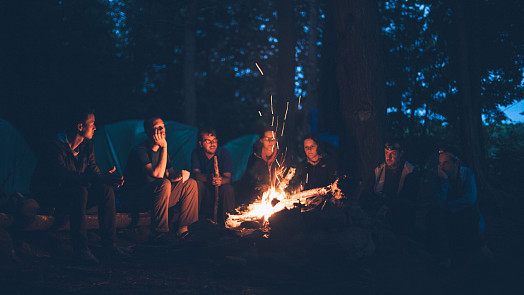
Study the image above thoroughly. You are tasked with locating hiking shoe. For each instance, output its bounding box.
[176,230,191,241]
[73,249,100,265]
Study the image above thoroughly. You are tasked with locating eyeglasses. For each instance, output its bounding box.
[262,137,277,142]
[203,139,218,144]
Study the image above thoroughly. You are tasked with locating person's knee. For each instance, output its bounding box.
[185,178,198,192]
[154,178,172,193]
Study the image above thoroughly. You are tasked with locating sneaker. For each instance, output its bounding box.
[73,249,100,265]
[176,230,191,241]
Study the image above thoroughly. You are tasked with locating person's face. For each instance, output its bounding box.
[438,153,459,177]
[149,118,165,138]
[260,130,277,150]
[79,114,96,140]
[385,148,401,169]
[200,133,218,155]
[303,138,319,161]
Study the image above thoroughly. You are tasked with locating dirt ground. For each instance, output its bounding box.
[1,194,523,295]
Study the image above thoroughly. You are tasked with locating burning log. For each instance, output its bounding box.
[225,177,346,230]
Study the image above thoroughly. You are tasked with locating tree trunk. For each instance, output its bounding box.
[276,0,297,149]
[183,0,197,126]
[334,0,386,189]
[452,0,500,207]
[300,0,320,136]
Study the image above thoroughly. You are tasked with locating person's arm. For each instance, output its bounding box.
[190,150,211,183]
[431,175,450,209]
[447,168,477,212]
[48,141,95,186]
[145,129,168,179]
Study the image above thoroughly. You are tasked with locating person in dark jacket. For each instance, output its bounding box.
[291,133,338,193]
[31,106,125,265]
[361,139,420,235]
[427,146,487,267]
[238,127,285,204]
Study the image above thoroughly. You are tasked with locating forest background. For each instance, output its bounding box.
[1,0,523,202]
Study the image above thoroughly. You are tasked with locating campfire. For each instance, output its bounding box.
[225,177,345,230]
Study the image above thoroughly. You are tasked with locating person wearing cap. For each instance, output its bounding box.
[427,146,487,267]
[361,139,420,235]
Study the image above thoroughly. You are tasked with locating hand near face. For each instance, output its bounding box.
[153,128,167,148]
[437,165,448,179]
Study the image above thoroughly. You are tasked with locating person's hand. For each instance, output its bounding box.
[171,170,190,183]
[153,128,167,148]
[438,165,448,179]
[212,176,222,187]
[101,166,124,188]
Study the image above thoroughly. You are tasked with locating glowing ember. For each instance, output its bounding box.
[225,187,306,229]
[226,177,345,230]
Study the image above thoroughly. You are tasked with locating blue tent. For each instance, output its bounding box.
[93,120,258,182]
[0,119,36,194]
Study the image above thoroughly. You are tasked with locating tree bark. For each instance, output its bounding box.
[276,0,297,148]
[334,0,386,189]
[183,0,197,126]
[301,0,320,136]
[452,0,500,206]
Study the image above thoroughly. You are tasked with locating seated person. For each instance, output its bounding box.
[31,106,125,264]
[237,127,282,203]
[191,127,235,224]
[427,146,486,266]
[361,139,419,235]
[291,133,338,192]
[121,117,198,241]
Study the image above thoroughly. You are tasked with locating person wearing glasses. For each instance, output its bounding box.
[361,139,420,235]
[190,127,235,224]
[121,117,198,243]
[428,146,487,267]
[238,126,282,204]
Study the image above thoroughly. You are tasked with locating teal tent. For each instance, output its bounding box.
[223,134,259,182]
[93,120,198,174]
[0,119,36,194]
[93,120,258,183]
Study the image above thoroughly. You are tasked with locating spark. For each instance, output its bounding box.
[298,95,302,109]
[258,111,262,117]
[255,62,264,75]
[306,173,309,184]
[281,122,286,136]
[270,95,273,115]
[271,116,274,126]
[284,101,289,120]
[275,158,280,167]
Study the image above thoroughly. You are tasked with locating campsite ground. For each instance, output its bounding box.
[1,191,523,295]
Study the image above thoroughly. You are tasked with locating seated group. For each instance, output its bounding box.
[30,107,486,266]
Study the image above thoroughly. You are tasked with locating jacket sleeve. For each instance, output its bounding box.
[447,169,477,213]
[430,177,450,209]
[48,142,97,186]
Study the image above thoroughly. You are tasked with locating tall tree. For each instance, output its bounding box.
[184,0,197,126]
[334,0,387,185]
